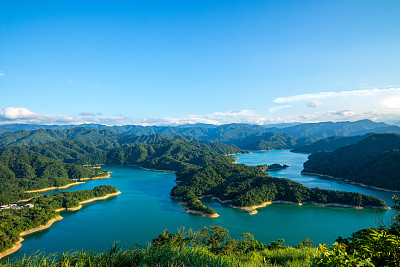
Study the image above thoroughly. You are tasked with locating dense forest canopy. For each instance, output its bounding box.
[0,139,242,205]
[1,119,399,138]
[74,139,243,173]
[291,134,372,153]
[0,153,108,205]
[0,128,197,150]
[30,185,119,211]
[171,163,386,213]
[2,120,400,151]
[303,133,400,190]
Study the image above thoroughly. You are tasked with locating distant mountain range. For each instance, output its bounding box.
[1,119,399,137]
[1,120,400,151]
[0,128,197,149]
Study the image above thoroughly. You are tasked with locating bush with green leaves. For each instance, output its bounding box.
[312,196,400,266]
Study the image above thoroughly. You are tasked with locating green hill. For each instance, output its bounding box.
[0,153,108,205]
[303,133,400,190]
[235,132,297,150]
[0,140,102,162]
[291,134,371,153]
[0,128,197,149]
[75,139,243,173]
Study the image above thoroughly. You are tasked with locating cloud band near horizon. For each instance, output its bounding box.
[2,88,400,126]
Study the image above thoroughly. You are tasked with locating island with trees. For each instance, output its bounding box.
[258,163,289,171]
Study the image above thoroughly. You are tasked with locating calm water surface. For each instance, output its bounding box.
[7,150,397,260]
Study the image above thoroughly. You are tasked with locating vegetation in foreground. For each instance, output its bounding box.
[2,226,316,267]
[312,196,400,266]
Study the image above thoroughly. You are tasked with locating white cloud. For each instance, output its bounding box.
[0,107,285,126]
[266,87,400,123]
[0,71,4,76]
[268,105,292,112]
[4,107,43,120]
[143,110,280,126]
[273,88,400,103]
[306,101,324,108]
[280,109,400,124]
[381,97,400,109]
[3,93,400,127]
[2,107,73,124]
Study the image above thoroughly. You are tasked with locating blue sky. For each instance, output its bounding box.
[1,0,400,125]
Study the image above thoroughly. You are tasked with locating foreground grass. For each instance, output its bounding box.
[2,244,315,267]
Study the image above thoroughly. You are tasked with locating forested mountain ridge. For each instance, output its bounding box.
[0,140,102,162]
[0,128,198,149]
[303,133,400,190]
[74,139,243,173]
[291,134,372,153]
[266,119,398,138]
[0,126,299,152]
[0,126,289,150]
[233,132,297,150]
[1,119,399,143]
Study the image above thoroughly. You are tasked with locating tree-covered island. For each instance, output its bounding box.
[258,163,289,171]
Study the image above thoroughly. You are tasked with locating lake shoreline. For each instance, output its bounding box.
[55,191,121,212]
[173,193,389,217]
[201,195,390,215]
[25,182,85,193]
[0,216,64,260]
[2,192,121,260]
[302,171,400,193]
[24,174,111,193]
[229,200,390,214]
[0,238,24,260]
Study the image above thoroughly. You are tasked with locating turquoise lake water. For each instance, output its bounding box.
[6,150,397,260]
